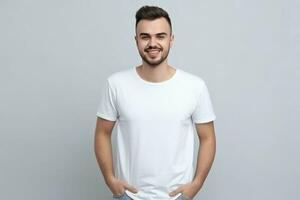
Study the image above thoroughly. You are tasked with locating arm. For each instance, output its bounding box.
[192,121,216,190]
[94,117,138,195]
[169,121,216,199]
[94,117,116,185]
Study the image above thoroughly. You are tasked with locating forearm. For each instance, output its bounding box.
[94,132,115,185]
[192,137,216,189]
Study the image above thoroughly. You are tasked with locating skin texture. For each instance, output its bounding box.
[94,17,216,200]
[135,17,173,67]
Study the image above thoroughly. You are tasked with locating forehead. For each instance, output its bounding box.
[136,17,171,35]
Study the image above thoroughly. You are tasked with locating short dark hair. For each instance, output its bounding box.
[135,6,172,33]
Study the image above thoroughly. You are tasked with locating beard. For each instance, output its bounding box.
[138,45,171,67]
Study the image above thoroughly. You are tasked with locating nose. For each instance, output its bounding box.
[148,37,157,47]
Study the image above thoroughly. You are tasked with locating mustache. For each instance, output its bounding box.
[145,46,162,51]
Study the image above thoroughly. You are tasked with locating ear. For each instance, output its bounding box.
[134,35,138,45]
[170,34,174,48]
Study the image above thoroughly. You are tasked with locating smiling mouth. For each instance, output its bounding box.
[146,49,161,57]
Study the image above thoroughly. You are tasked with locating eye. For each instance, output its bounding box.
[157,35,165,39]
[140,36,149,40]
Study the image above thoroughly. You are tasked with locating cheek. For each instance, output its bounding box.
[160,41,170,49]
[137,41,147,49]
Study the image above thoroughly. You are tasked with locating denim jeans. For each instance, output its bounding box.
[112,192,133,200]
[112,192,190,200]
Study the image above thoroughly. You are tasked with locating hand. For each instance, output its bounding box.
[169,181,201,200]
[107,177,138,196]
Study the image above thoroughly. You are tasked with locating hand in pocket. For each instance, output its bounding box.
[107,177,138,196]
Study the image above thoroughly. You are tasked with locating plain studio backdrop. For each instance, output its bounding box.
[0,0,299,199]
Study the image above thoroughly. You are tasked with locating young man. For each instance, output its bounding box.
[94,6,217,200]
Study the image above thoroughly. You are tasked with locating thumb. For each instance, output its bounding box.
[124,182,138,193]
[169,187,182,197]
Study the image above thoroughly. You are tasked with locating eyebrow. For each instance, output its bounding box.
[139,32,168,37]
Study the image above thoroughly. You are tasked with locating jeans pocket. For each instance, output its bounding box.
[112,192,126,199]
[178,193,192,200]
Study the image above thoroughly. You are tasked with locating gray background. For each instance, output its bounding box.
[0,0,299,200]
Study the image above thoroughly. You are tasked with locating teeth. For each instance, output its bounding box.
[147,49,160,52]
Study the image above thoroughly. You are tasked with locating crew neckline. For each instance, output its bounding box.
[133,66,180,86]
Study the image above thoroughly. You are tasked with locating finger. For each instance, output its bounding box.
[169,187,182,197]
[124,182,138,193]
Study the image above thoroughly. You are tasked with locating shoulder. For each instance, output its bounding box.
[106,68,133,86]
[178,68,206,89]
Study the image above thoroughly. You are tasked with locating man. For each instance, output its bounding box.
[94,5,216,200]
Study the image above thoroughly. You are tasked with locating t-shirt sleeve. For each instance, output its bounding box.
[191,82,216,124]
[96,79,119,121]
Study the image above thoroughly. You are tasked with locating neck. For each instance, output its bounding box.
[136,60,176,83]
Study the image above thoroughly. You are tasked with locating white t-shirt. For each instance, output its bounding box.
[97,66,216,200]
